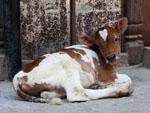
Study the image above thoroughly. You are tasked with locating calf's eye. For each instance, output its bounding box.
[115,38,119,42]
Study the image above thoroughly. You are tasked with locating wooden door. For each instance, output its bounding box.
[143,0,150,46]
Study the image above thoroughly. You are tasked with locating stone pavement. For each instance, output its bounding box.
[0,66,150,113]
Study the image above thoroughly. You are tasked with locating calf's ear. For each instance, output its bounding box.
[79,36,94,47]
[115,17,128,33]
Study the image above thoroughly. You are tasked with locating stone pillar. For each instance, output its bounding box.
[20,0,71,60]
[124,0,144,65]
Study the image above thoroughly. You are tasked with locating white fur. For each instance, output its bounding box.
[15,53,95,88]
[99,29,108,41]
[13,71,27,90]
[116,56,120,60]
[66,45,99,69]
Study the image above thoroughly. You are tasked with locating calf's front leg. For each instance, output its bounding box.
[83,73,133,100]
[62,70,133,102]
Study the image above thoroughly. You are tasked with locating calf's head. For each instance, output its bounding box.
[79,17,128,65]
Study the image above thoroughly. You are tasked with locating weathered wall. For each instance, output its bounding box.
[20,0,121,59]
[73,0,121,44]
[20,0,70,59]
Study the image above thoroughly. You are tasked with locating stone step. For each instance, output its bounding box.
[0,54,6,81]
[143,47,150,68]
[126,42,144,65]
[119,53,129,67]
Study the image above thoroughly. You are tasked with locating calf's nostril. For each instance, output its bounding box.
[106,54,116,62]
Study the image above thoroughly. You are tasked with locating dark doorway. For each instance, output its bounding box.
[3,0,22,80]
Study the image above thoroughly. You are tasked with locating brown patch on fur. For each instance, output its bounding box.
[16,87,36,101]
[21,76,28,81]
[60,48,86,57]
[98,64,117,83]
[61,48,99,86]
[17,76,66,98]
[94,28,119,82]
[61,46,117,84]
[17,89,28,99]
[90,46,117,83]
[94,27,121,64]
[94,55,117,83]
[23,56,46,73]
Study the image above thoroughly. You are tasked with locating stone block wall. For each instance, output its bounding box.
[20,0,121,60]
[20,0,71,59]
[74,0,121,43]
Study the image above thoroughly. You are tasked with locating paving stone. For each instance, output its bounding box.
[126,42,144,65]
[119,53,129,67]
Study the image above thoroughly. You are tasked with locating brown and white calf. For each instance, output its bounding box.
[13,17,133,104]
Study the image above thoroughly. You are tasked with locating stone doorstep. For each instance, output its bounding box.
[143,47,150,68]
[119,53,129,67]
[126,42,144,65]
